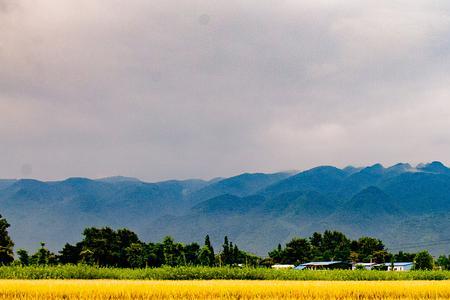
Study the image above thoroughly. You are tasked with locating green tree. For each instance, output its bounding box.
[145,242,164,267]
[221,236,231,265]
[59,243,82,264]
[356,237,385,262]
[184,242,200,265]
[81,227,120,266]
[0,214,14,265]
[414,250,434,270]
[125,243,146,268]
[232,244,239,264]
[17,249,29,266]
[436,255,450,270]
[310,232,323,260]
[373,249,390,264]
[321,230,351,261]
[282,237,312,265]
[259,257,275,268]
[394,251,416,262]
[162,236,184,266]
[204,235,215,266]
[268,244,283,263]
[117,228,140,267]
[31,242,56,265]
[198,246,214,266]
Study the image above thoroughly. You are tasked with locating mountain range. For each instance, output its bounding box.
[1,162,450,256]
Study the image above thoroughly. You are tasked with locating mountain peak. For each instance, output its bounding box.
[360,164,385,174]
[417,161,449,174]
[386,163,413,174]
[97,176,141,183]
[343,166,363,175]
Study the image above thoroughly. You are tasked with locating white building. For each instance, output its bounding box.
[352,262,376,270]
[375,262,414,271]
[271,264,295,269]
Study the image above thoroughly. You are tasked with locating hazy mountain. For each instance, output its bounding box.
[262,166,349,196]
[417,161,450,174]
[96,176,142,183]
[0,177,206,252]
[0,179,17,190]
[1,162,450,255]
[186,172,292,204]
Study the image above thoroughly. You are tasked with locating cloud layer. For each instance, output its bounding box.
[1,0,450,181]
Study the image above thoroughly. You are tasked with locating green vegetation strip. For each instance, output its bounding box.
[0,266,449,280]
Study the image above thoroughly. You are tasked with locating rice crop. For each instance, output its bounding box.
[0,280,449,299]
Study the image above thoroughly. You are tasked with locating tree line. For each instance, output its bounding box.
[0,214,449,270]
[266,231,441,270]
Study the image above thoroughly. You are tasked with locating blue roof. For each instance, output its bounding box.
[378,262,413,266]
[298,261,343,266]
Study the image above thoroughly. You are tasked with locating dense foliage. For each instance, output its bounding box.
[11,227,422,268]
[13,227,258,268]
[268,231,403,265]
[0,214,14,265]
[1,212,447,270]
[414,251,434,270]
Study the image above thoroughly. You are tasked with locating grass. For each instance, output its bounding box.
[1,280,450,299]
[0,265,449,280]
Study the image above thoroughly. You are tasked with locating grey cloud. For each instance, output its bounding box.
[1,0,450,181]
[0,0,17,13]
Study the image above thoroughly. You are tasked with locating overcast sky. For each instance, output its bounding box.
[1,0,450,181]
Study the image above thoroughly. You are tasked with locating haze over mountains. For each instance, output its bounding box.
[1,162,450,256]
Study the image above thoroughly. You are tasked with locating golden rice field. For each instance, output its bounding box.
[0,280,450,300]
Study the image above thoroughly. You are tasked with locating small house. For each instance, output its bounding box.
[294,261,352,270]
[271,264,295,269]
[374,262,414,271]
[352,262,376,270]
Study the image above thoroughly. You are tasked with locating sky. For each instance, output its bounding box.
[1,0,450,182]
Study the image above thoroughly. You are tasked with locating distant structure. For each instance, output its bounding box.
[352,263,376,270]
[271,264,295,269]
[374,262,414,271]
[294,261,352,270]
[290,261,414,271]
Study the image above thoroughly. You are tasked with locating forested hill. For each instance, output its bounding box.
[1,162,450,256]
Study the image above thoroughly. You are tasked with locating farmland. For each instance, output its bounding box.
[1,265,450,280]
[1,280,450,299]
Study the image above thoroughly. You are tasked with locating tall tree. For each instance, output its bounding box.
[204,235,215,266]
[81,227,120,266]
[414,250,434,270]
[184,242,200,265]
[268,244,283,263]
[221,236,231,265]
[59,243,82,264]
[283,237,312,264]
[125,243,146,268]
[310,232,323,260]
[0,214,14,265]
[117,228,141,267]
[162,236,184,266]
[145,242,165,267]
[198,246,214,266]
[394,251,416,262]
[356,237,385,262]
[436,255,450,270]
[17,249,29,266]
[31,242,57,265]
[321,230,351,261]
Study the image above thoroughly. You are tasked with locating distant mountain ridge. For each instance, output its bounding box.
[1,162,450,256]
